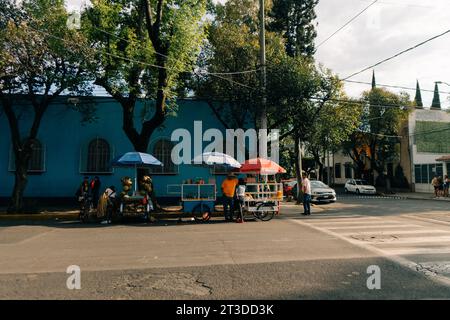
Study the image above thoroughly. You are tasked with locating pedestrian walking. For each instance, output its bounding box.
[221,173,238,221]
[431,176,440,198]
[301,173,312,216]
[236,178,247,223]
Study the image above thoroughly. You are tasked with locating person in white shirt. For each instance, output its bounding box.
[301,173,311,215]
[236,178,246,223]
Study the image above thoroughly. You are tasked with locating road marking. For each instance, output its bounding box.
[306,218,380,225]
[326,224,420,230]
[403,215,450,227]
[339,229,450,236]
[371,236,450,245]
[290,218,450,288]
[381,248,450,256]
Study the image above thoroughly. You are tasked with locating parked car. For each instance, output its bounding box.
[344,179,377,195]
[289,180,337,203]
[310,180,337,203]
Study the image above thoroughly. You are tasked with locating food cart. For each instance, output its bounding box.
[238,158,285,221]
[181,183,216,221]
[111,152,162,222]
[241,182,283,221]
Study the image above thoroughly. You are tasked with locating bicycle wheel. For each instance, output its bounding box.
[254,202,276,221]
[192,203,211,222]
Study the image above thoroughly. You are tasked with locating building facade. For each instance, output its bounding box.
[408,108,450,192]
[0,97,239,203]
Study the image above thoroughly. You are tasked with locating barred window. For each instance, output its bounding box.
[8,140,45,173]
[86,138,111,173]
[149,139,178,174]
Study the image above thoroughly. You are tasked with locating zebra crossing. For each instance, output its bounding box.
[337,194,406,200]
[291,214,450,286]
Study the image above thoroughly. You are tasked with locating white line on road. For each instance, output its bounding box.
[339,229,450,236]
[289,218,450,288]
[370,236,450,245]
[326,224,420,230]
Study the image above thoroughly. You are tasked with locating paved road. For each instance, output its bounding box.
[0,197,449,299]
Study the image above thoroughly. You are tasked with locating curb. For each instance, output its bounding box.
[0,212,79,221]
[381,194,450,202]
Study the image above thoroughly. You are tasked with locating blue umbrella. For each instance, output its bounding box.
[112,152,163,192]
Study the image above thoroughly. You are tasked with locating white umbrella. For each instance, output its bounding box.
[192,152,241,168]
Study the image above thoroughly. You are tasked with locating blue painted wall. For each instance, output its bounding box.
[0,97,235,199]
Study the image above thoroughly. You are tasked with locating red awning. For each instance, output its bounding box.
[436,155,450,162]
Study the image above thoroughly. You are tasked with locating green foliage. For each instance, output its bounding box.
[0,0,93,97]
[268,0,318,57]
[84,0,207,105]
[362,88,411,174]
[196,0,285,129]
[431,82,441,109]
[415,121,450,153]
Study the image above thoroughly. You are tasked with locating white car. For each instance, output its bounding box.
[290,180,337,203]
[344,179,377,195]
[310,180,337,203]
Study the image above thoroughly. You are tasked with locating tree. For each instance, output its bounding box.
[306,94,363,182]
[414,80,423,108]
[267,59,340,202]
[268,0,318,57]
[84,0,207,152]
[196,0,285,130]
[342,131,370,179]
[360,88,411,187]
[431,82,441,109]
[0,0,93,212]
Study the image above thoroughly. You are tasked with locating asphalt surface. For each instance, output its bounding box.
[0,195,450,299]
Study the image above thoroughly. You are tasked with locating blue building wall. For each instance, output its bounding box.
[0,97,233,200]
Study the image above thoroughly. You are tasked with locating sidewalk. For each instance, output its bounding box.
[382,192,450,202]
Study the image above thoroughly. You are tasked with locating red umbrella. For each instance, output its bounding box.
[239,158,287,175]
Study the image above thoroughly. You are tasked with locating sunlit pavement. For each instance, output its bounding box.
[1,197,450,299]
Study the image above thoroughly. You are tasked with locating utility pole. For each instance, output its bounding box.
[259,0,268,158]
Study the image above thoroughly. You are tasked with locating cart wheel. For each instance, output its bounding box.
[254,202,276,221]
[192,204,211,222]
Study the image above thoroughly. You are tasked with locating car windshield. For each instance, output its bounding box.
[311,181,328,188]
[355,180,369,185]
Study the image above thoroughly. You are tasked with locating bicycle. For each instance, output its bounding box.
[233,199,277,222]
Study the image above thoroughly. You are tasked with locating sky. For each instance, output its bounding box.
[66,0,450,109]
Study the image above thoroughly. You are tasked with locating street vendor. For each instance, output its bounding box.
[139,175,153,197]
[221,173,238,221]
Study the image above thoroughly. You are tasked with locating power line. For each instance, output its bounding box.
[91,24,261,76]
[344,28,450,80]
[344,79,450,95]
[316,0,379,49]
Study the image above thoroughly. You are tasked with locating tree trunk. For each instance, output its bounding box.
[8,152,30,213]
[294,135,303,205]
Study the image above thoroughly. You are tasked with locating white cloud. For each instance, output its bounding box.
[315,0,450,108]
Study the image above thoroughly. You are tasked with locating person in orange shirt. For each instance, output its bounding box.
[221,173,238,221]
